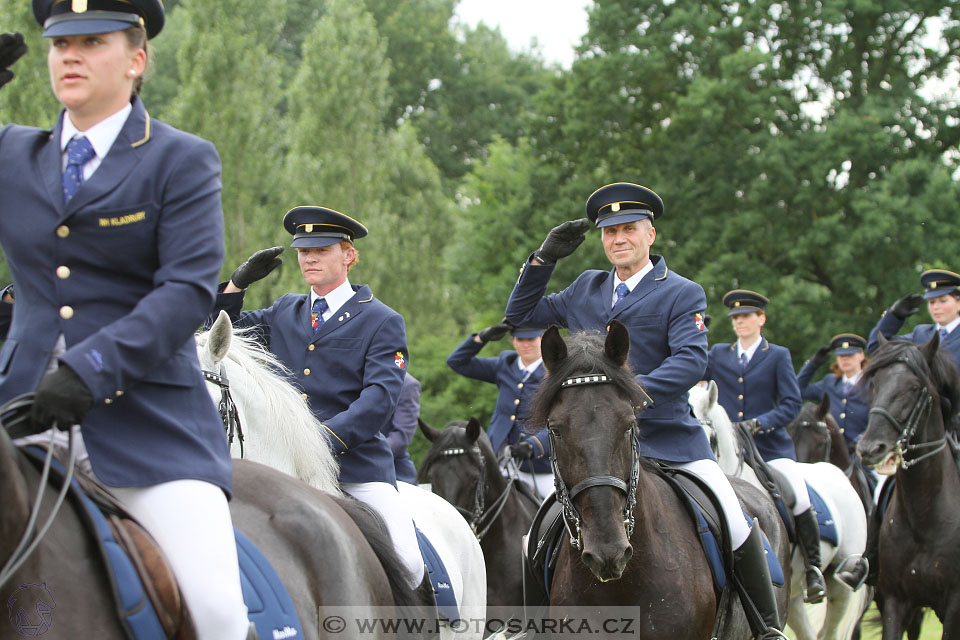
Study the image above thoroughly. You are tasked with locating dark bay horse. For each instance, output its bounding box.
[529,322,785,639]
[788,398,874,517]
[0,401,420,640]
[857,334,960,639]
[418,417,539,619]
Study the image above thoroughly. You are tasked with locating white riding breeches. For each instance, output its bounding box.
[110,481,249,640]
[513,470,555,498]
[767,457,812,514]
[673,458,752,549]
[342,481,424,589]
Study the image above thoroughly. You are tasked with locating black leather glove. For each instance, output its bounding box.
[511,440,534,460]
[230,246,284,289]
[810,345,831,367]
[733,419,762,435]
[534,218,591,265]
[890,293,923,321]
[31,365,93,430]
[477,322,511,343]
[0,33,28,91]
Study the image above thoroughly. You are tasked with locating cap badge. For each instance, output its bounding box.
[842,342,850,349]
[734,301,741,307]
[305,224,314,233]
[611,202,620,212]
[73,0,88,12]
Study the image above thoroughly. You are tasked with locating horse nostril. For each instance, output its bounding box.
[859,440,887,462]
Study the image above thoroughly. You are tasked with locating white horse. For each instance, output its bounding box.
[689,381,870,640]
[197,311,488,638]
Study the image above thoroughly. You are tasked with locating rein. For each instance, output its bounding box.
[203,364,244,458]
[868,353,946,470]
[549,373,640,551]
[0,395,77,590]
[431,444,514,541]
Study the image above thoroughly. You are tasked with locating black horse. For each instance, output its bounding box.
[527,322,787,639]
[788,398,874,517]
[418,417,539,619]
[858,334,960,639]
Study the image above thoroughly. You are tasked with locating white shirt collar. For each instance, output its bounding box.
[842,371,862,386]
[939,317,960,334]
[517,357,543,376]
[60,102,132,162]
[612,260,654,305]
[737,336,763,361]
[310,278,354,319]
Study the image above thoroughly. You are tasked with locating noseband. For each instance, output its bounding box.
[549,374,641,550]
[430,444,514,541]
[868,353,945,469]
[203,364,244,458]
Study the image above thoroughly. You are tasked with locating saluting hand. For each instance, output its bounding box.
[230,246,284,290]
[810,345,831,367]
[0,33,27,91]
[534,218,591,265]
[477,322,511,343]
[31,365,93,431]
[890,292,923,321]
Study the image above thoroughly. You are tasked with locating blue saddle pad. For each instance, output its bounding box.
[235,529,303,640]
[806,483,838,546]
[415,527,459,622]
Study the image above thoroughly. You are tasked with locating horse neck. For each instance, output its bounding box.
[827,423,852,469]
[895,408,960,523]
[714,413,742,476]
[0,432,30,559]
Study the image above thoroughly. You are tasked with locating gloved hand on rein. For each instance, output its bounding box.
[510,440,535,460]
[31,364,93,431]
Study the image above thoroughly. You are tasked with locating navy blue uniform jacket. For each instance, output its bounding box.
[868,312,960,368]
[215,286,406,484]
[504,255,714,462]
[0,97,232,491]
[446,336,550,474]
[796,362,869,449]
[382,372,420,484]
[704,338,801,461]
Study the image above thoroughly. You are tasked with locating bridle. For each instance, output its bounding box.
[202,363,244,458]
[548,374,641,551]
[429,443,514,541]
[868,353,945,470]
[795,418,832,463]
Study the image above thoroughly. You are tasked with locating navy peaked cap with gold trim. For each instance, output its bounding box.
[722,289,769,316]
[586,182,664,228]
[511,327,544,339]
[283,206,368,249]
[829,333,866,356]
[34,0,165,39]
[920,269,960,300]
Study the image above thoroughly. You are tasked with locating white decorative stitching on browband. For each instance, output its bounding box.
[560,374,610,387]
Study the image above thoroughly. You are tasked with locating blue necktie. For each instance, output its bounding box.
[311,297,328,334]
[613,283,629,308]
[842,380,852,395]
[940,327,948,341]
[740,352,748,372]
[62,136,95,202]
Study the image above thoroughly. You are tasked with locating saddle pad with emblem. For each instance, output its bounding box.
[235,529,304,640]
[416,527,459,623]
[806,483,838,546]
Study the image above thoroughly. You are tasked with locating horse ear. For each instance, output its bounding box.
[922,331,940,364]
[208,310,232,364]
[540,325,566,372]
[708,379,719,407]
[465,417,482,442]
[418,418,442,442]
[604,319,630,367]
[816,395,830,419]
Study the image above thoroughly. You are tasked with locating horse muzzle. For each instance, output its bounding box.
[857,437,892,468]
[582,539,633,582]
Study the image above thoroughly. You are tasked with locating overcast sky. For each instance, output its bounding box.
[454,0,591,68]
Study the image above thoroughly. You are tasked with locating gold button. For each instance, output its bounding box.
[115,390,123,397]
[301,393,308,400]
[842,398,847,404]
[738,394,743,400]
[56,265,70,279]
[738,377,743,383]
[308,344,316,351]
[303,368,311,376]
[518,383,524,389]
[840,412,846,419]
[510,415,516,421]
[59,305,74,319]
[840,428,845,433]
[56,225,70,238]
[104,398,112,405]
[738,411,744,418]
[514,399,520,405]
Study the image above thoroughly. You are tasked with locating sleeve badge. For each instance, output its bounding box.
[395,352,406,369]
[695,313,706,332]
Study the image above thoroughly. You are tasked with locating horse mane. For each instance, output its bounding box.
[528,330,646,429]
[417,420,496,481]
[861,338,960,426]
[196,326,341,494]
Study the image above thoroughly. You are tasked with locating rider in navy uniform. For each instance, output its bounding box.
[704,290,825,604]
[0,2,250,637]
[868,269,960,367]
[797,333,871,452]
[213,206,425,591]
[505,182,787,639]
[447,324,552,496]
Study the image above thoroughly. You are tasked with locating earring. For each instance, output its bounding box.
[128,69,136,77]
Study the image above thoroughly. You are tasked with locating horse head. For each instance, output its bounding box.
[858,335,958,471]
[788,398,833,464]
[531,320,645,582]
[418,417,500,527]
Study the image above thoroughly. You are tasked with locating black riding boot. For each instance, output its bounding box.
[794,507,826,603]
[836,500,879,590]
[733,524,786,639]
